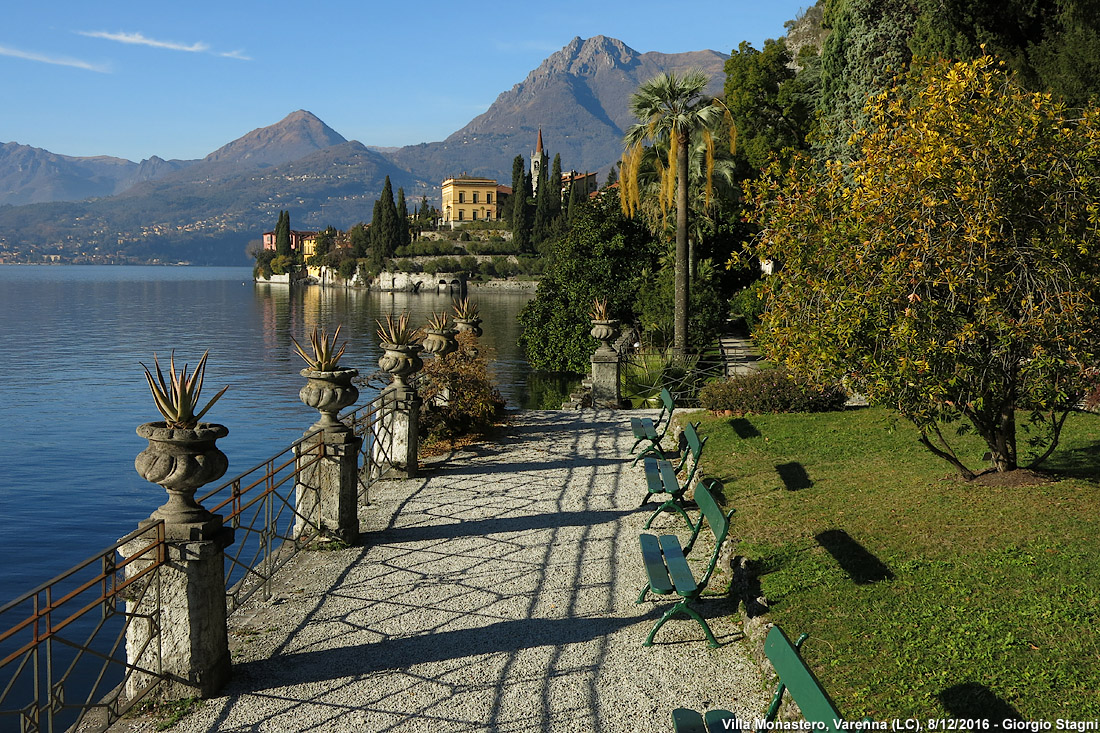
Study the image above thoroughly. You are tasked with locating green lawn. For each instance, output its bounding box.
[691,407,1100,720]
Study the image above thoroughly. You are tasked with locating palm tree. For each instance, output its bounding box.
[631,135,738,286]
[622,70,733,354]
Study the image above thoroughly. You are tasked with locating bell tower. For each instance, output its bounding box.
[530,127,546,195]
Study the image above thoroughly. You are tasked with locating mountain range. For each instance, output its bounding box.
[0,36,728,265]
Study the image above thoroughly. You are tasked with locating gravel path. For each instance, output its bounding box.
[123,409,768,732]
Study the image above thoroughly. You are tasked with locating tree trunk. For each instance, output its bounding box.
[990,408,1018,472]
[674,131,690,356]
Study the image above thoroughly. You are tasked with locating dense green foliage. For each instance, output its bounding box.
[697,368,846,414]
[634,259,727,351]
[694,407,1100,718]
[518,188,657,373]
[723,39,815,171]
[746,57,1100,476]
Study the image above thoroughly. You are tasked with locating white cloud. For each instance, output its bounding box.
[77,30,249,60]
[0,43,110,72]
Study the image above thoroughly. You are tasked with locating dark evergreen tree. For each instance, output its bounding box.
[396,187,411,247]
[348,222,369,258]
[604,164,618,188]
[507,155,525,226]
[512,170,534,253]
[275,210,291,257]
[371,176,400,262]
[724,39,815,172]
[550,153,563,218]
[532,164,553,243]
[368,199,385,271]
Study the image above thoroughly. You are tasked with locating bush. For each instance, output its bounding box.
[699,368,847,414]
[270,254,294,275]
[466,241,519,255]
[337,257,357,280]
[730,279,767,330]
[417,332,506,443]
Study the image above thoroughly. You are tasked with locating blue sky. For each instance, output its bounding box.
[2,1,814,162]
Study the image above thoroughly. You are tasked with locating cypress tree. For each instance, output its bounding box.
[372,176,400,260]
[532,165,553,243]
[550,153,563,220]
[512,171,534,253]
[369,199,385,270]
[508,155,525,226]
[275,210,291,257]
[396,187,411,247]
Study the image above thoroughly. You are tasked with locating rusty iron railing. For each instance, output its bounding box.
[0,521,165,733]
[0,392,400,732]
[345,390,399,505]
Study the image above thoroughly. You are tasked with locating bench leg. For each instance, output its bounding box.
[679,603,721,649]
[643,600,721,649]
[643,602,683,646]
[643,501,695,531]
[629,436,646,453]
[635,582,651,604]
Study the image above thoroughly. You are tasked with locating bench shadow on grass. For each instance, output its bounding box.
[937,682,1022,723]
[728,417,761,439]
[776,462,814,491]
[815,529,895,584]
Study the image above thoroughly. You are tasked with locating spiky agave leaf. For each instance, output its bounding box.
[141,350,229,429]
[292,325,347,371]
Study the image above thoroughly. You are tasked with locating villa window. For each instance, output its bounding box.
[486,193,492,204]
[473,192,479,203]
[458,210,464,221]
[459,192,465,203]
[472,211,478,220]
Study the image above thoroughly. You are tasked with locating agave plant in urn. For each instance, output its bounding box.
[136,351,230,530]
[421,311,458,359]
[452,297,483,337]
[588,298,620,356]
[377,312,424,389]
[293,325,359,432]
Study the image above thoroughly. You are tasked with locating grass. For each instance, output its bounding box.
[137,696,198,730]
[691,406,1100,720]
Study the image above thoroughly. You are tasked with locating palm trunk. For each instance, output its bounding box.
[674,131,690,355]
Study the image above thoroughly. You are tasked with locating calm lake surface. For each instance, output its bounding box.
[0,265,543,598]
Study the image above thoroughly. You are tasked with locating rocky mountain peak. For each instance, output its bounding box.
[202,109,347,167]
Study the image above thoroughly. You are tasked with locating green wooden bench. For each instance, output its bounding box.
[640,422,707,530]
[671,625,848,732]
[637,479,733,648]
[630,387,676,464]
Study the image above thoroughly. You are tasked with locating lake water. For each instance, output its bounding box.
[0,265,548,599]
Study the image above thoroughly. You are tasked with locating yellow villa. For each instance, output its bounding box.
[441,176,506,227]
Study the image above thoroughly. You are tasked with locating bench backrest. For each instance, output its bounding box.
[675,422,708,485]
[659,387,675,414]
[763,626,843,731]
[686,480,732,589]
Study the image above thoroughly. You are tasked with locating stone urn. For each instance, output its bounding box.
[454,317,483,338]
[421,328,458,359]
[378,343,424,388]
[299,367,360,431]
[135,422,229,526]
[590,319,621,356]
